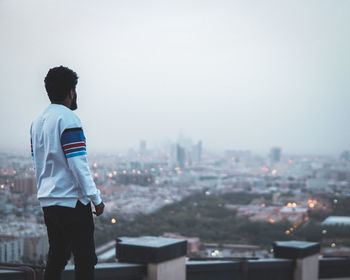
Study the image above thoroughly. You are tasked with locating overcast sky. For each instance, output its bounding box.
[0,0,349,155]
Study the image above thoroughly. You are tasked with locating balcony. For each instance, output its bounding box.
[0,238,349,280]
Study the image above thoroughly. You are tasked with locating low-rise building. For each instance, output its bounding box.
[0,236,24,263]
[0,222,48,264]
[322,216,350,227]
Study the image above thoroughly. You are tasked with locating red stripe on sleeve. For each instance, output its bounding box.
[63,142,86,150]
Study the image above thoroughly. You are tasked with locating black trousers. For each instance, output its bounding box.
[43,200,98,280]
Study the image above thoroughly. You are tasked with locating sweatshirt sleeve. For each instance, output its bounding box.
[60,127,102,206]
[30,124,36,171]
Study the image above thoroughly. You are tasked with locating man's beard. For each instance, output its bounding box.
[70,94,77,110]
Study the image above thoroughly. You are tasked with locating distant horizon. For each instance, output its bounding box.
[0,140,346,158]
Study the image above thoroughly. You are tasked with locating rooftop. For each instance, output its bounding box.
[322,216,350,226]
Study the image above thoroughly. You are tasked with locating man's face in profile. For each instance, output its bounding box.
[70,90,77,111]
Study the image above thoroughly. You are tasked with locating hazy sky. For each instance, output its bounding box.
[1,0,349,155]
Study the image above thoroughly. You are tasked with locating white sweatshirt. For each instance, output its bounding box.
[30,104,102,208]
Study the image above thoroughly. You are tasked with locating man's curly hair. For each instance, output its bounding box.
[44,66,78,103]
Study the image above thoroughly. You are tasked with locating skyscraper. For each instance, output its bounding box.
[196,140,202,164]
[191,140,202,165]
[176,144,185,168]
[139,140,147,155]
[270,147,281,163]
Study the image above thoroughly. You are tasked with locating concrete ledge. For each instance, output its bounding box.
[321,278,350,280]
[273,241,320,259]
[187,260,241,280]
[117,236,187,264]
[187,259,294,280]
[62,263,146,280]
[0,269,25,279]
[148,256,186,280]
[319,258,350,279]
[187,260,241,273]
[247,259,294,280]
[1,258,350,280]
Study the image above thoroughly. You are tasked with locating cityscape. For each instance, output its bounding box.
[1,0,350,278]
[0,137,349,265]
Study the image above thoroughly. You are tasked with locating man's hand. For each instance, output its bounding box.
[93,202,105,216]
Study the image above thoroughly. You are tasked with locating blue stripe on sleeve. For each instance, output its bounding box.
[61,128,85,146]
[66,151,87,158]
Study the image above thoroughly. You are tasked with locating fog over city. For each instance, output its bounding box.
[1,0,349,154]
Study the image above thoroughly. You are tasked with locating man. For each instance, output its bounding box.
[30,66,105,280]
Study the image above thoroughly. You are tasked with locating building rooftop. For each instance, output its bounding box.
[322,216,350,226]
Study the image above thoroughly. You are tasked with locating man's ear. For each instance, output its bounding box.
[69,89,75,99]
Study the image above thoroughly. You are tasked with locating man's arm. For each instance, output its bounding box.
[30,125,36,171]
[60,127,104,214]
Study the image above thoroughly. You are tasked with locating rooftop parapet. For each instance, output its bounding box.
[1,238,350,280]
[273,240,321,280]
[117,236,187,280]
